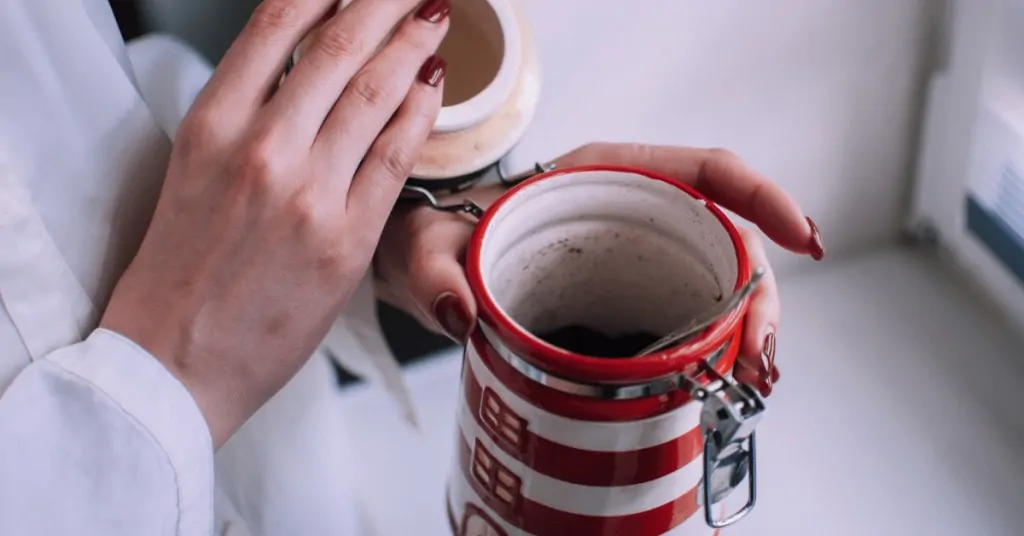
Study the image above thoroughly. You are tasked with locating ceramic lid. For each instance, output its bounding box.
[411,0,541,183]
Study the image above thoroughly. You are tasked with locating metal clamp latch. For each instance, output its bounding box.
[686,362,766,528]
[401,161,557,219]
[401,185,486,219]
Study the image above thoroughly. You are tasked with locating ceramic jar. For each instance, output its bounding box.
[447,166,765,536]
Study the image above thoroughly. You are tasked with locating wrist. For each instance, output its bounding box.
[100,285,249,448]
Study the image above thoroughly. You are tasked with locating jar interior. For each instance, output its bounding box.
[436,0,505,107]
[479,170,740,358]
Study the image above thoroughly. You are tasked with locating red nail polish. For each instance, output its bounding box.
[770,365,781,384]
[418,55,447,87]
[415,0,451,23]
[761,330,776,371]
[807,217,825,261]
[759,377,773,397]
[433,292,472,343]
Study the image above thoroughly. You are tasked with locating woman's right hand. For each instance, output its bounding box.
[101,0,451,447]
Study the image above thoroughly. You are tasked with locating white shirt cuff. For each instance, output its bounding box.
[45,328,215,534]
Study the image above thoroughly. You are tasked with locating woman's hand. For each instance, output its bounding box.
[101,0,451,447]
[375,143,825,397]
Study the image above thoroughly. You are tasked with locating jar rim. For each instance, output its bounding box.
[465,164,752,384]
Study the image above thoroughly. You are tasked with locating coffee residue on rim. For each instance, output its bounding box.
[537,325,661,358]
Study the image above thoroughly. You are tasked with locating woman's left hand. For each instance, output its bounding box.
[374,143,825,397]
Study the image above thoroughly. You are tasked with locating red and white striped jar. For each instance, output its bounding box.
[447,166,758,536]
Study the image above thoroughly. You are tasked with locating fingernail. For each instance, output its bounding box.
[416,0,451,23]
[807,217,826,261]
[759,377,773,397]
[418,55,447,87]
[433,292,471,343]
[761,330,776,375]
[770,365,781,384]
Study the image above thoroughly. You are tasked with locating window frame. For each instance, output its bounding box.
[910,0,1024,334]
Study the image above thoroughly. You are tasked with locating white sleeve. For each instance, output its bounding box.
[0,329,214,536]
[322,271,419,428]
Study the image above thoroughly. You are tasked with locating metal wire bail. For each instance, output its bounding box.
[402,160,556,219]
[400,184,486,219]
[497,161,557,187]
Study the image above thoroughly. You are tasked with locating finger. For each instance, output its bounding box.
[732,227,780,397]
[410,219,478,343]
[346,62,445,229]
[554,143,825,259]
[391,186,505,340]
[313,11,450,183]
[733,359,762,389]
[199,0,337,124]
[267,0,431,142]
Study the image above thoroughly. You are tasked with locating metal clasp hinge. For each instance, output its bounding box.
[497,161,557,187]
[401,162,557,220]
[401,185,486,219]
[687,363,766,528]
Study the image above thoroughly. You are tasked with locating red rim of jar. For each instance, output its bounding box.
[465,164,752,385]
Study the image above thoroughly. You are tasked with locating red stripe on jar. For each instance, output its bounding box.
[456,436,702,536]
[463,356,704,487]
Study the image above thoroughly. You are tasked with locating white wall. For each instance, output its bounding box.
[509,0,939,276]
[139,0,939,276]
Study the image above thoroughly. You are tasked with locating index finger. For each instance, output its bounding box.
[554,143,819,256]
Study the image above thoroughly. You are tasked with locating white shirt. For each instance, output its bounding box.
[0,1,413,534]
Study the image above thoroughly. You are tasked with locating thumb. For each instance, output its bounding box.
[409,249,477,344]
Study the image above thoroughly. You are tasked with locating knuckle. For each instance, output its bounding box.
[411,100,441,125]
[312,238,360,281]
[313,24,363,62]
[349,74,393,108]
[178,103,233,146]
[377,143,415,182]
[250,0,300,34]
[623,142,657,162]
[288,193,353,273]
[707,147,742,166]
[394,24,438,54]
[735,225,757,241]
[234,138,287,193]
[573,141,617,164]
[699,148,744,186]
[176,113,222,158]
[287,189,324,234]
[286,192,357,275]
[577,141,606,158]
[316,248,352,278]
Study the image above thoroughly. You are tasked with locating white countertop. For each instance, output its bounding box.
[340,248,1024,536]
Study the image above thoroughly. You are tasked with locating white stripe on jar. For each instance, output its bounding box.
[457,394,704,517]
[467,342,703,451]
